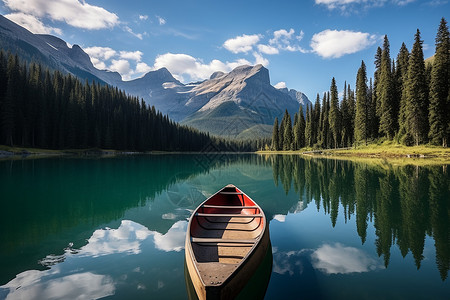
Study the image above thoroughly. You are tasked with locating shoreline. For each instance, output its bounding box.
[2,144,450,165]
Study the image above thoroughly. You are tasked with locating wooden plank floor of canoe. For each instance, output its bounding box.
[192,215,262,286]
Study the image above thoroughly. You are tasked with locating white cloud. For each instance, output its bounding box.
[136,62,152,74]
[84,46,117,61]
[257,44,279,55]
[310,29,377,58]
[119,51,143,61]
[315,0,365,10]
[109,59,132,78]
[392,0,416,5]
[124,26,143,40]
[5,12,62,35]
[311,243,384,274]
[153,52,252,82]
[315,0,413,11]
[223,34,261,54]
[253,52,269,67]
[3,0,119,30]
[156,15,166,25]
[269,28,308,53]
[139,15,148,21]
[274,82,287,89]
[84,47,151,80]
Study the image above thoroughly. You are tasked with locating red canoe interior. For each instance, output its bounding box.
[188,185,265,286]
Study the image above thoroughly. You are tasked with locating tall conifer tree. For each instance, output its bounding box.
[429,18,450,146]
[405,29,429,145]
[355,61,369,145]
[329,77,341,148]
[378,35,396,138]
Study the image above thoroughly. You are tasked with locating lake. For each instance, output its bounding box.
[0,154,448,299]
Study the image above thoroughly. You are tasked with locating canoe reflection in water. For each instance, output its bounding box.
[184,184,272,300]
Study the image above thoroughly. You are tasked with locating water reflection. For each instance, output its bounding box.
[311,243,384,274]
[0,219,188,299]
[265,155,450,281]
[1,271,115,300]
[0,154,448,299]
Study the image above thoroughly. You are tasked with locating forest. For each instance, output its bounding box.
[0,51,268,152]
[271,18,450,151]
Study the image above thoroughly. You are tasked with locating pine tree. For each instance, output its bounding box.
[305,105,312,147]
[373,46,382,136]
[283,110,293,150]
[405,29,429,146]
[329,77,341,148]
[278,113,285,150]
[378,35,396,139]
[313,94,321,145]
[355,61,369,145]
[348,84,356,145]
[297,106,306,148]
[272,117,279,150]
[429,18,450,146]
[396,43,410,140]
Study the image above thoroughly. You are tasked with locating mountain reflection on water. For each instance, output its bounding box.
[0,154,448,299]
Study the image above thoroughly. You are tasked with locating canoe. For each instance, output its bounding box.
[185,184,270,299]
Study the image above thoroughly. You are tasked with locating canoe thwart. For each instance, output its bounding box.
[201,205,257,209]
[219,192,244,195]
[195,213,263,218]
[191,237,257,244]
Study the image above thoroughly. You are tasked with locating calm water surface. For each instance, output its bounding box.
[0,154,448,299]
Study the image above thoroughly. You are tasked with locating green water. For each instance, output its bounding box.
[0,154,448,299]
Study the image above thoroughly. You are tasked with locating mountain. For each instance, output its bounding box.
[0,15,311,137]
[180,65,309,137]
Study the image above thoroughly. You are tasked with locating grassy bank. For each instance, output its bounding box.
[257,142,450,165]
[0,145,143,159]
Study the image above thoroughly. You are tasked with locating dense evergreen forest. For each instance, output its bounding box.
[0,51,268,152]
[271,18,450,150]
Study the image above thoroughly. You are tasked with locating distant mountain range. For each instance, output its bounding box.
[0,15,311,137]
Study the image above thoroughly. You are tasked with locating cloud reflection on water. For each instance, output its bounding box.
[311,243,384,274]
[0,219,187,299]
[1,270,115,300]
[273,242,384,277]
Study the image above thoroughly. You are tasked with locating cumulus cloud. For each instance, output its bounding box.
[3,0,119,30]
[153,52,252,82]
[119,50,143,61]
[223,34,261,54]
[84,46,117,61]
[5,12,62,35]
[253,52,269,67]
[269,28,308,53]
[83,46,151,80]
[139,15,148,21]
[310,29,377,58]
[257,44,279,55]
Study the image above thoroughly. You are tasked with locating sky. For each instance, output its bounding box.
[1,0,449,100]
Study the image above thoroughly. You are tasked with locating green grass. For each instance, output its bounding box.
[257,141,450,166]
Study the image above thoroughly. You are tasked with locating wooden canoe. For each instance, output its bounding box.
[185,184,270,299]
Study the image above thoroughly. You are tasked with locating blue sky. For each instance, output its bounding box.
[1,0,449,100]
